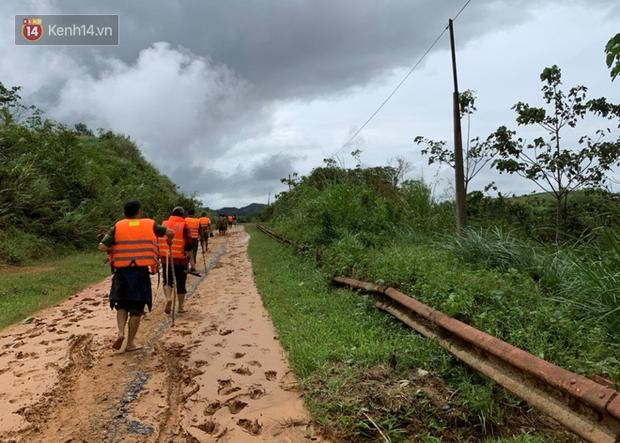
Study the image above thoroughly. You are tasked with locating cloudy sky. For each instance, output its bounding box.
[2,0,619,207]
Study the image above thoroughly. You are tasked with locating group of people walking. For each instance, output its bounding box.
[97,200,216,352]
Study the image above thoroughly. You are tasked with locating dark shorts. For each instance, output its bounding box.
[163,263,188,294]
[109,266,152,313]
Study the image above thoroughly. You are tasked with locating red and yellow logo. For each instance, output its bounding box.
[22,18,43,42]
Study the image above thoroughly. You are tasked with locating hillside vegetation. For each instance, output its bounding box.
[0,83,195,265]
[261,162,619,434]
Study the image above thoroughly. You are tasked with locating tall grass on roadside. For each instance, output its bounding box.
[555,231,620,338]
[444,227,540,277]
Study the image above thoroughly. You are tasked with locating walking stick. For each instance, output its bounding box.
[167,247,177,325]
[200,236,208,273]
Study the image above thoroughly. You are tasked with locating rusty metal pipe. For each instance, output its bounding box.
[255,226,620,440]
[334,276,620,442]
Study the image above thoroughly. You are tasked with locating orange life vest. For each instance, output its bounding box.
[158,216,187,259]
[185,217,200,239]
[199,216,210,229]
[109,219,158,269]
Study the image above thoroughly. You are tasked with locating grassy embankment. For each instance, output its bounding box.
[0,252,109,329]
[248,225,566,443]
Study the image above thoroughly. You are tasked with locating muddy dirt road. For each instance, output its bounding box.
[0,228,322,442]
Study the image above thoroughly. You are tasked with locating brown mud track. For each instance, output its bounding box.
[0,228,323,442]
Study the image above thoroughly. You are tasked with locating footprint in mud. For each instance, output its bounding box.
[233,366,252,376]
[217,379,233,394]
[225,399,248,414]
[237,418,262,435]
[220,386,241,396]
[194,360,209,368]
[233,352,245,359]
[247,360,262,368]
[214,342,224,348]
[265,370,277,381]
[204,400,222,416]
[225,362,236,368]
[219,329,233,336]
[241,343,255,348]
[12,341,25,349]
[248,384,266,400]
[196,420,219,434]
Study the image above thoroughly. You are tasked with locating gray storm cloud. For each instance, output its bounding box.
[51,42,262,170]
[1,0,618,206]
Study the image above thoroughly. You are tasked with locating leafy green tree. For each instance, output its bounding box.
[414,90,497,194]
[489,65,620,241]
[74,122,93,136]
[605,33,620,81]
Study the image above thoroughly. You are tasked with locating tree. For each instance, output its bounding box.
[414,90,496,194]
[489,65,620,241]
[605,33,620,81]
[74,122,93,136]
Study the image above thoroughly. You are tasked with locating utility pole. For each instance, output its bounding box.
[449,18,467,231]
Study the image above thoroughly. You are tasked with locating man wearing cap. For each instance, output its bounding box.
[98,200,173,351]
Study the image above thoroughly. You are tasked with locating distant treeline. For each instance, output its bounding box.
[0,83,197,264]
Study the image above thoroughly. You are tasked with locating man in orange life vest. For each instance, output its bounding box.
[199,211,211,250]
[159,207,193,314]
[98,200,173,352]
[184,208,201,275]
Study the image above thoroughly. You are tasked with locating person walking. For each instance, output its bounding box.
[184,208,201,275]
[158,207,193,315]
[217,214,228,236]
[98,200,173,351]
[199,212,211,249]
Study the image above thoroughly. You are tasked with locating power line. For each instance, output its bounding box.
[333,0,473,158]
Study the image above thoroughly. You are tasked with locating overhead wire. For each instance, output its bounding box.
[332,0,473,159]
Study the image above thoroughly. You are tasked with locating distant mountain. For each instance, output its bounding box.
[213,203,267,217]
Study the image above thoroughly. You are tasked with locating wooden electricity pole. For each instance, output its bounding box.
[449,18,467,230]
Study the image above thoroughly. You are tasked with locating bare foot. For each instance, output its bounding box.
[164,301,172,314]
[125,344,142,352]
[112,336,124,350]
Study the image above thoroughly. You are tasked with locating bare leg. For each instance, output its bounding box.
[125,314,142,351]
[113,309,127,349]
[177,293,185,313]
[164,286,172,314]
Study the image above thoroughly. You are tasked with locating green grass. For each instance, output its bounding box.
[247,226,564,442]
[0,252,110,329]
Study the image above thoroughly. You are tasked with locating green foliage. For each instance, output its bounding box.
[555,230,620,335]
[605,33,620,81]
[0,252,109,328]
[263,162,618,430]
[271,163,451,249]
[0,82,196,264]
[249,226,575,441]
[414,90,497,194]
[489,65,620,241]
